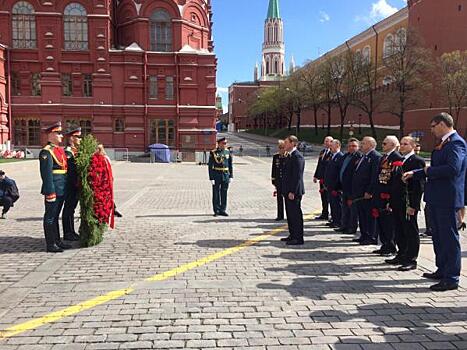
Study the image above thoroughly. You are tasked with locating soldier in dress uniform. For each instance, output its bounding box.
[271,140,287,221]
[39,122,72,252]
[61,127,82,241]
[208,137,233,216]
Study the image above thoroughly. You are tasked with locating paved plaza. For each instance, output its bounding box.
[0,133,467,350]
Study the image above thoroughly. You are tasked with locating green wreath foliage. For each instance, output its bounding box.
[75,135,106,247]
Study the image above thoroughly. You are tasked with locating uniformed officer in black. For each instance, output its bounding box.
[271,140,287,221]
[62,127,82,241]
[208,137,233,216]
[39,122,71,252]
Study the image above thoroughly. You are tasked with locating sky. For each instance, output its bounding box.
[212,0,408,112]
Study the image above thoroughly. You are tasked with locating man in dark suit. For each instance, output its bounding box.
[338,138,362,234]
[271,140,287,221]
[386,136,425,271]
[373,136,404,256]
[313,136,333,220]
[404,113,467,291]
[324,139,344,228]
[281,135,305,246]
[351,137,381,245]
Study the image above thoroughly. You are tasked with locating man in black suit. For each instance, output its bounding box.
[281,135,306,246]
[373,136,404,256]
[324,139,344,228]
[271,140,287,221]
[386,136,425,271]
[338,138,362,234]
[313,136,333,220]
[351,137,381,245]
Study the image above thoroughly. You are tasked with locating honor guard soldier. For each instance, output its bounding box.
[208,137,233,216]
[62,127,82,241]
[271,140,287,221]
[39,122,71,252]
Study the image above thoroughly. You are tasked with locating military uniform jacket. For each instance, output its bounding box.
[271,153,287,190]
[39,143,68,199]
[391,154,426,211]
[65,146,79,190]
[208,148,233,183]
[314,148,332,179]
[373,151,404,209]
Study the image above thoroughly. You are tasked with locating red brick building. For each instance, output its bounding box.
[0,0,217,157]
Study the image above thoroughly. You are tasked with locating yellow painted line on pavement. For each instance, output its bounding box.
[0,212,318,339]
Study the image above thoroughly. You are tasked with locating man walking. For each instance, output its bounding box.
[281,135,305,245]
[271,140,287,221]
[39,122,71,252]
[324,139,344,228]
[373,136,404,256]
[313,136,333,220]
[387,136,425,271]
[208,137,233,217]
[0,170,19,219]
[338,138,362,234]
[404,113,466,291]
[62,127,82,241]
[351,137,381,245]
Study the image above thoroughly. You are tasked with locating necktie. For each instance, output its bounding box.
[356,155,366,171]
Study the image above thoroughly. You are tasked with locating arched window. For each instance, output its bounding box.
[150,9,172,52]
[12,1,36,49]
[266,56,271,75]
[64,3,88,50]
[362,46,371,63]
[383,34,394,58]
[274,58,279,74]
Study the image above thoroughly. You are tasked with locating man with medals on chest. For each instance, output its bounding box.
[373,136,404,257]
[208,137,233,216]
[271,140,287,221]
[62,127,82,242]
[39,122,72,252]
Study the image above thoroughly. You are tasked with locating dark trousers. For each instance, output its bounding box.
[428,205,461,283]
[319,183,329,218]
[0,196,13,214]
[393,207,420,263]
[424,204,433,234]
[328,191,342,226]
[356,199,377,242]
[212,181,229,214]
[62,189,79,236]
[276,189,285,219]
[43,196,65,248]
[342,194,358,232]
[285,195,304,241]
[376,210,396,253]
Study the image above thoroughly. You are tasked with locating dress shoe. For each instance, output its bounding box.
[352,238,363,243]
[0,213,6,219]
[47,244,64,253]
[422,272,442,280]
[286,239,304,246]
[380,251,396,257]
[56,241,72,250]
[114,210,123,218]
[280,236,292,242]
[343,230,357,235]
[325,222,333,227]
[385,256,404,265]
[430,281,458,292]
[372,248,383,254]
[275,217,284,221]
[64,232,80,241]
[314,215,328,221]
[398,263,417,271]
[213,213,218,217]
[218,212,229,217]
[334,227,345,233]
[360,240,376,246]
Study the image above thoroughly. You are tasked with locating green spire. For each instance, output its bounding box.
[267,0,280,19]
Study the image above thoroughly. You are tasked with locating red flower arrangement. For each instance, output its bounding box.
[380,193,391,200]
[331,190,339,197]
[392,161,404,167]
[371,208,380,218]
[88,153,114,228]
[319,179,324,185]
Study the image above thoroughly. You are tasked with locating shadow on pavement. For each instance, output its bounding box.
[0,236,45,254]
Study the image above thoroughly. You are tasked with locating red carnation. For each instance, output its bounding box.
[319,179,324,185]
[331,190,339,197]
[371,208,380,218]
[392,161,404,167]
[380,193,391,200]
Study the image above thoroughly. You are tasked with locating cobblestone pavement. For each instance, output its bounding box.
[0,133,467,350]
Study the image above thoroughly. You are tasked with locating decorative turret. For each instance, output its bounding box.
[254,62,259,81]
[289,55,296,75]
[261,0,285,81]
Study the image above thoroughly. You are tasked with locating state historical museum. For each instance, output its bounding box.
[0,0,217,157]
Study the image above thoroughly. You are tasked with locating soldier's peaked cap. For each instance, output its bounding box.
[64,127,82,137]
[217,137,226,143]
[42,121,62,133]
